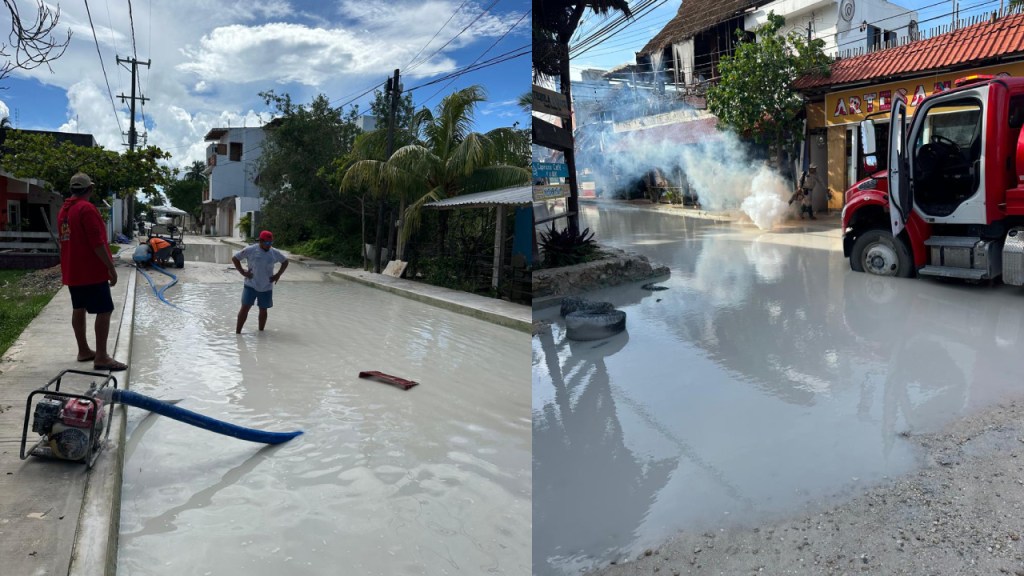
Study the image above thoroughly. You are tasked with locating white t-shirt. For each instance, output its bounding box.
[234,244,287,292]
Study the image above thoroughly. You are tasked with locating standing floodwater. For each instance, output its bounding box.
[120,276,530,575]
[533,204,1024,575]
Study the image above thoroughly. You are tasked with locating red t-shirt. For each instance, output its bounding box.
[58,197,111,286]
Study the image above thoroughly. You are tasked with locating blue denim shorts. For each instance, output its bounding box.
[241,285,273,308]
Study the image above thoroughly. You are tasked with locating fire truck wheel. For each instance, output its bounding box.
[851,229,913,277]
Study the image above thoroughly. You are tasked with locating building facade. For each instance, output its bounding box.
[201,126,266,239]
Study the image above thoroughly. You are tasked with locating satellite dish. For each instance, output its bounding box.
[908,19,919,39]
[840,0,856,23]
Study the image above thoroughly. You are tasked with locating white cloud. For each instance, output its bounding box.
[6,0,527,170]
[0,99,9,121]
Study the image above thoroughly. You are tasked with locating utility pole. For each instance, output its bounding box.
[117,56,151,152]
[374,68,400,273]
[117,56,150,236]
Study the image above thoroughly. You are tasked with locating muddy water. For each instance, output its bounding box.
[533,204,1024,575]
[119,272,530,575]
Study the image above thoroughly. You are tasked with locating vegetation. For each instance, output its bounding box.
[1,1,71,84]
[254,91,364,265]
[707,12,832,168]
[0,269,60,357]
[163,160,205,218]
[538,224,599,268]
[0,130,172,202]
[342,85,530,259]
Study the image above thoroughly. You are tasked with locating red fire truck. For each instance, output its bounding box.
[843,75,1024,285]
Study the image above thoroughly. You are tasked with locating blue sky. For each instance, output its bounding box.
[568,0,1006,79]
[0,0,529,170]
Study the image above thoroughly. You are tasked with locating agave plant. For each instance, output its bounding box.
[539,224,598,268]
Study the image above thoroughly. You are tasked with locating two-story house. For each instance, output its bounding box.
[201,126,266,239]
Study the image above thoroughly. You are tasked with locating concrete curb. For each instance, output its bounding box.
[330,269,532,333]
[67,265,137,576]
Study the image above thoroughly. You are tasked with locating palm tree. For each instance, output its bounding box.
[343,85,529,265]
[184,160,206,182]
[518,91,532,115]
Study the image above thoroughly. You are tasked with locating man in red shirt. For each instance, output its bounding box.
[58,172,127,372]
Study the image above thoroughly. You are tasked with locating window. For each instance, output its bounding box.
[230,142,243,162]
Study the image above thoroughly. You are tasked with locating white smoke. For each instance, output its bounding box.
[579,105,795,230]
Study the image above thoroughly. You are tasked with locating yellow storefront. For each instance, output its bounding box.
[808,60,1024,211]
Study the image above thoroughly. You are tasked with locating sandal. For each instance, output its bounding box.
[77,353,96,362]
[93,359,128,372]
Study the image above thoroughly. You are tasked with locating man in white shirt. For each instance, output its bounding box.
[232,230,289,333]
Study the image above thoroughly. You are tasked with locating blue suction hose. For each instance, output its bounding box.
[98,388,302,444]
[137,263,188,311]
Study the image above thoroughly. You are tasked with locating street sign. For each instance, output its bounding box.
[533,184,569,202]
[532,162,569,179]
[533,85,571,118]
[533,117,573,152]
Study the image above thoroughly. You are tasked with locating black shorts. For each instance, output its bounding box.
[68,282,114,314]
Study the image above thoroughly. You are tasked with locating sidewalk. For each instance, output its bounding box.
[0,257,137,576]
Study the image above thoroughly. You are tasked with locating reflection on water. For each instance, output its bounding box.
[183,243,238,264]
[532,204,1024,575]
[121,279,530,575]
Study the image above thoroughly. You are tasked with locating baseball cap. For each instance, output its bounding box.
[69,172,94,192]
[258,230,273,242]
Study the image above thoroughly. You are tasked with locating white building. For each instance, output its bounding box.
[201,126,266,240]
[640,0,918,93]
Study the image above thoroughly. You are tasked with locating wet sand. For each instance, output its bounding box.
[590,398,1024,575]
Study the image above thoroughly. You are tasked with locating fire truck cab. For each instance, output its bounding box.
[843,75,1024,285]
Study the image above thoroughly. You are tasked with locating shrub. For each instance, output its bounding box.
[539,224,598,268]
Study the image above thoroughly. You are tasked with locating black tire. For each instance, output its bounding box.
[560,297,615,317]
[172,249,185,269]
[565,309,627,341]
[850,229,913,277]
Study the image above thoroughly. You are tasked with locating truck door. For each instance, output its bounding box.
[889,95,910,237]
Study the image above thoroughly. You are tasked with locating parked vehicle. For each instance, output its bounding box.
[843,74,1024,285]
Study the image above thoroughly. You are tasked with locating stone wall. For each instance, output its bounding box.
[532,247,669,302]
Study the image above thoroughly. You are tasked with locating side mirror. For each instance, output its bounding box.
[860,120,877,155]
[864,155,878,172]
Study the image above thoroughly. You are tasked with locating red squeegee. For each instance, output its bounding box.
[358,371,419,390]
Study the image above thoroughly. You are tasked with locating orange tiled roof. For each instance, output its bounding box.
[796,11,1024,90]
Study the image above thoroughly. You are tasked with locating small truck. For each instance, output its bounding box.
[842,74,1024,285]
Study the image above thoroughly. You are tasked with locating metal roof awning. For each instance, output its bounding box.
[152,205,188,216]
[424,186,531,210]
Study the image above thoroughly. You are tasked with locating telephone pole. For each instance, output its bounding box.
[116,56,151,151]
[374,68,400,273]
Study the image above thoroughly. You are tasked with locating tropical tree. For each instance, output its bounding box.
[707,12,832,169]
[0,130,171,201]
[254,91,364,261]
[517,91,532,115]
[184,160,206,181]
[342,85,530,266]
[163,176,203,217]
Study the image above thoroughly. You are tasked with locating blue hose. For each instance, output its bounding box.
[137,263,188,311]
[104,389,302,444]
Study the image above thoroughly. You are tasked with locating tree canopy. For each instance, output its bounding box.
[0,130,171,201]
[707,12,831,161]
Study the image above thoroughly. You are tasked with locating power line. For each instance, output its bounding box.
[83,0,125,140]
[404,44,529,93]
[406,0,501,73]
[571,0,666,57]
[405,0,472,71]
[419,9,530,106]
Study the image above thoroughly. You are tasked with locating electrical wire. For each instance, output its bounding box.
[407,0,501,73]
[83,0,125,141]
[418,9,530,106]
[405,0,472,71]
[404,44,529,93]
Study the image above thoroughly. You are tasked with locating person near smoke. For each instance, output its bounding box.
[789,164,820,220]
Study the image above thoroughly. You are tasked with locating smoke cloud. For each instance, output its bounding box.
[576,107,796,230]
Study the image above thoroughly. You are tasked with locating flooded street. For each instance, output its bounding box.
[533,203,1024,575]
[119,259,530,575]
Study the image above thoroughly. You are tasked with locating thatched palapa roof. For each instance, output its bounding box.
[640,0,767,56]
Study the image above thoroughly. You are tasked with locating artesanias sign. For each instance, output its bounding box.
[825,61,1024,126]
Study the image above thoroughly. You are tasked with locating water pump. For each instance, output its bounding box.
[21,370,117,467]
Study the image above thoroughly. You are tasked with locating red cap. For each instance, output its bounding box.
[258,230,273,242]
